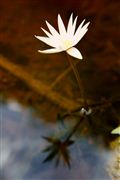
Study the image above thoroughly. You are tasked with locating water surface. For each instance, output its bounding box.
[0,99,113,180]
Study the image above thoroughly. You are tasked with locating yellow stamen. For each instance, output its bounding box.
[63,40,72,49]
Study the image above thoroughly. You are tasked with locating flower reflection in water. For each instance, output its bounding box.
[42,136,74,167]
[1,99,112,179]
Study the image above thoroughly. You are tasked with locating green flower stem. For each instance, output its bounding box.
[65,116,84,142]
[66,54,88,108]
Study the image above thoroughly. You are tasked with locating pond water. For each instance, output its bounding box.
[0,98,114,180]
[0,1,120,179]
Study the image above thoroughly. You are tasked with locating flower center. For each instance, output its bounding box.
[63,40,72,50]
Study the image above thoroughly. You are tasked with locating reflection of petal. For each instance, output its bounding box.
[66,47,83,59]
[38,48,62,54]
[42,136,73,167]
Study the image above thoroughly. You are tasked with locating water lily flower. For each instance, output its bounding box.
[35,14,90,59]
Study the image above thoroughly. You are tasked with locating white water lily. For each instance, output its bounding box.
[35,14,90,59]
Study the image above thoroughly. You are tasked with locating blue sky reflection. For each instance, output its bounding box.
[0,99,111,180]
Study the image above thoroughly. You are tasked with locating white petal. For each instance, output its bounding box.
[72,28,88,46]
[74,21,89,38]
[78,19,86,29]
[74,19,86,37]
[66,47,83,59]
[38,48,62,54]
[40,28,61,47]
[41,27,52,38]
[35,35,56,48]
[72,21,90,46]
[72,16,78,35]
[45,21,60,39]
[67,13,73,35]
[58,14,66,37]
[82,21,90,30]
[68,16,78,40]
